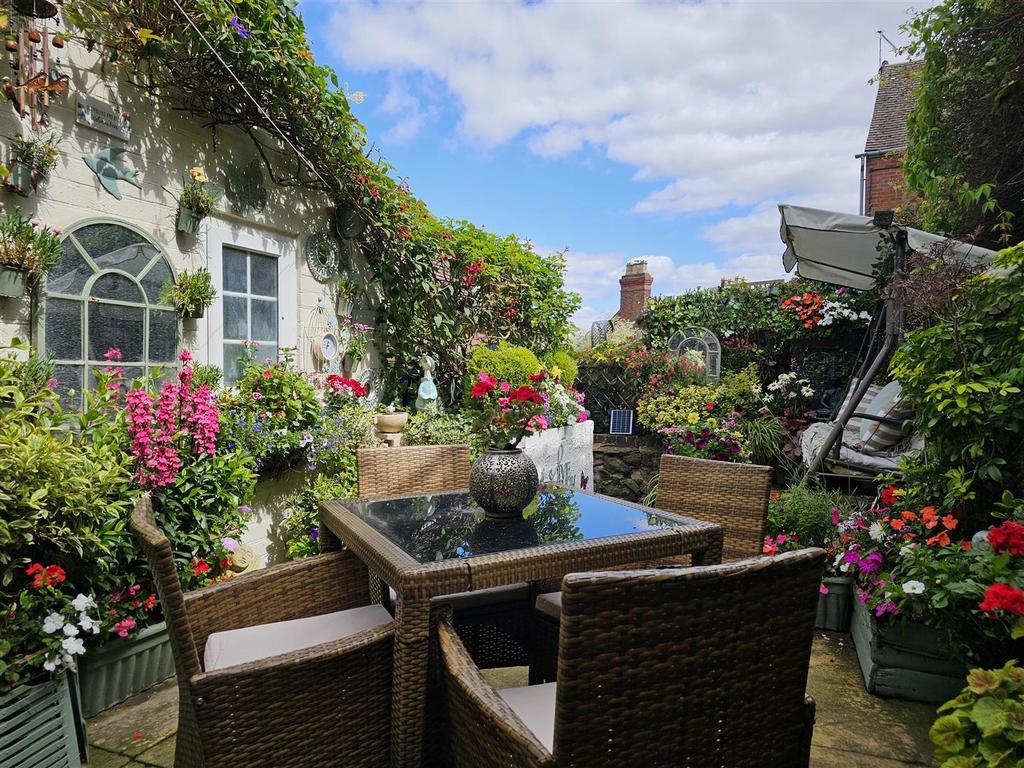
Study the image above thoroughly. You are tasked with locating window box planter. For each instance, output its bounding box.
[175,206,204,235]
[815,575,854,632]
[76,621,174,717]
[0,674,82,768]
[0,266,28,298]
[850,595,966,703]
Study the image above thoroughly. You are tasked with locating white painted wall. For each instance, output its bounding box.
[521,420,595,491]
[0,38,376,378]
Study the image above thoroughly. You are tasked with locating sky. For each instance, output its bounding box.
[297,0,933,330]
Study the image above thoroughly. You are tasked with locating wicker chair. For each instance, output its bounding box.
[441,549,825,768]
[356,444,471,498]
[531,454,774,681]
[354,443,531,668]
[655,453,774,561]
[130,496,394,768]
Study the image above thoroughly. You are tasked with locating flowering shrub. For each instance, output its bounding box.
[781,291,870,330]
[322,374,369,409]
[337,314,374,365]
[125,350,219,489]
[99,582,158,639]
[0,209,63,283]
[931,661,1024,767]
[762,371,817,463]
[659,411,749,463]
[0,563,100,684]
[469,372,547,449]
[220,355,320,474]
[529,370,587,428]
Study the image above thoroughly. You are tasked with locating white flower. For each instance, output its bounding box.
[899,544,916,557]
[62,623,79,637]
[800,386,815,398]
[839,562,851,573]
[79,613,101,634]
[869,522,885,542]
[42,612,65,634]
[43,655,59,672]
[72,594,96,612]
[61,636,86,656]
[902,580,925,595]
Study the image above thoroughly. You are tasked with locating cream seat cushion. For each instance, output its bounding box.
[203,604,392,671]
[498,683,557,752]
[535,591,562,621]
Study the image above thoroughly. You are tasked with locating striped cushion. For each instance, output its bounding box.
[861,383,906,453]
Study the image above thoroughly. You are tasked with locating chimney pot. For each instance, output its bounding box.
[615,260,653,322]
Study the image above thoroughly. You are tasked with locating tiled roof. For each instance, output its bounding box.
[864,60,923,153]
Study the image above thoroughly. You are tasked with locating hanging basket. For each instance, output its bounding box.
[179,305,206,320]
[175,207,204,235]
[0,265,28,298]
[9,160,33,197]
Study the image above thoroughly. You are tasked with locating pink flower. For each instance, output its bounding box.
[178,349,193,363]
[819,584,829,595]
[252,391,264,401]
[103,347,123,361]
[500,381,511,393]
[831,507,841,526]
[114,618,137,637]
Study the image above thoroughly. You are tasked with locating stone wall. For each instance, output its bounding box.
[593,434,661,502]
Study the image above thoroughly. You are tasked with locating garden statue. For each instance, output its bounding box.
[415,353,438,412]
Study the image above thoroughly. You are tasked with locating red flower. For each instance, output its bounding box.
[144,594,157,611]
[880,485,898,506]
[27,563,66,589]
[529,372,547,382]
[470,372,497,398]
[942,514,958,530]
[980,583,1024,616]
[508,386,543,404]
[705,402,714,411]
[192,560,211,577]
[261,369,273,378]
[988,521,1024,556]
[920,506,939,530]
[926,531,951,548]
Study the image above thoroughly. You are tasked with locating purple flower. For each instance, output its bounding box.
[843,550,861,566]
[229,16,250,38]
[238,504,253,515]
[309,526,319,541]
[221,537,239,551]
[859,551,885,575]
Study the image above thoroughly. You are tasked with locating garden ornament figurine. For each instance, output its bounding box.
[84,147,143,200]
[415,354,438,412]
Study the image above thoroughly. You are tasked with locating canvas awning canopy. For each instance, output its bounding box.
[778,204,997,289]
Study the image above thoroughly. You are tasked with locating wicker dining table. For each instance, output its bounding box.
[319,485,724,768]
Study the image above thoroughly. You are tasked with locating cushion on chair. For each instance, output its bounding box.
[203,604,392,671]
[497,683,557,752]
[387,583,530,610]
[860,381,906,453]
[534,591,562,621]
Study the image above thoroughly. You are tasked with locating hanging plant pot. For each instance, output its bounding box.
[175,206,204,235]
[335,294,353,317]
[180,305,205,320]
[0,265,28,297]
[334,205,367,240]
[9,160,33,196]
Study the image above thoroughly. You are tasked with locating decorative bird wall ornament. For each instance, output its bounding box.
[83,147,142,200]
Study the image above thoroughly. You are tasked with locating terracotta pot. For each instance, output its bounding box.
[375,411,409,434]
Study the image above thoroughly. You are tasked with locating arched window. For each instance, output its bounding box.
[43,222,177,407]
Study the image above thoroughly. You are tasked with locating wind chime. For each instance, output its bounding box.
[3,0,68,128]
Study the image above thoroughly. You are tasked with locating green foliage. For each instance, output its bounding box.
[465,343,542,401]
[890,243,1024,516]
[931,661,1024,767]
[743,415,785,468]
[0,342,133,591]
[405,408,484,460]
[153,450,256,591]
[0,341,55,401]
[766,485,848,548]
[160,267,216,317]
[714,364,763,416]
[543,349,578,387]
[0,209,64,280]
[191,363,221,391]
[902,0,1024,246]
[64,0,579,408]
[10,131,60,176]
[177,167,215,216]
[283,474,351,560]
[637,385,717,433]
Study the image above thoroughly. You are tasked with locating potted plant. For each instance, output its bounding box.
[468,371,547,518]
[7,132,59,196]
[0,210,62,297]
[0,562,99,768]
[336,276,360,316]
[375,401,408,434]
[160,267,216,319]
[175,166,215,235]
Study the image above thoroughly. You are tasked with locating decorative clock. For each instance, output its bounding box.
[318,330,340,365]
[305,231,340,283]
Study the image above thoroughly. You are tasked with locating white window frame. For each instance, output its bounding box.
[204,222,298,377]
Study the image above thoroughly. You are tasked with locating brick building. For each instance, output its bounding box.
[857,59,923,215]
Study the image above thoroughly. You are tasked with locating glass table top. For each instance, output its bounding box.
[342,485,683,563]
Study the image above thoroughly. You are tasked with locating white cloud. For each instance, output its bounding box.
[319,0,932,307]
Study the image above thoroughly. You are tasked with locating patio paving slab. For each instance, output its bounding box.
[84,633,941,767]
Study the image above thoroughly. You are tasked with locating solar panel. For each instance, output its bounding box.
[609,409,634,435]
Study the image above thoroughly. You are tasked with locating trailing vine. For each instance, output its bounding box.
[64,0,579,403]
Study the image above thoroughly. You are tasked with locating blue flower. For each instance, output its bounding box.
[310,527,319,541]
[229,16,250,38]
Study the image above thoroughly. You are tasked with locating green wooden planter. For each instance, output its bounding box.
[175,207,204,235]
[0,266,28,298]
[850,596,966,703]
[77,621,174,717]
[815,576,854,632]
[0,674,82,768]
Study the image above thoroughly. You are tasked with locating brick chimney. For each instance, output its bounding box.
[615,259,653,322]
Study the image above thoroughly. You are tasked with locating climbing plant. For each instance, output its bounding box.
[64,0,579,403]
